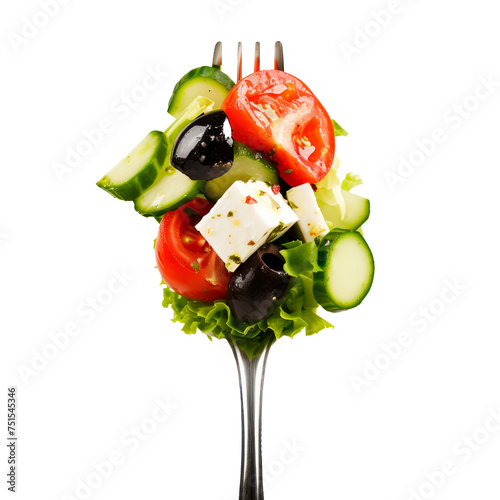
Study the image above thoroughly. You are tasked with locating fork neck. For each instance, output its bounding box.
[227,335,274,500]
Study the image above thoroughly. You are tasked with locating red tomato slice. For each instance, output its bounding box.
[221,70,335,187]
[155,198,231,301]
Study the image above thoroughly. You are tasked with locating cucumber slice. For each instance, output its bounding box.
[134,169,203,218]
[133,96,214,218]
[97,131,166,201]
[168,66,235,118]
[203,142,279,202]
[313,230,374,311]
[318,189,370,230]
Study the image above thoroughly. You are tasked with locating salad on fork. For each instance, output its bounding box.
[97,41,374,354]
[96,41,374,498]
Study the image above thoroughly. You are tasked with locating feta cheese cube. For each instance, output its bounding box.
[286,183,329,243]
[196,180,298,271]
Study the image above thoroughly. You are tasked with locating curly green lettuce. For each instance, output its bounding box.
[161,240,333,358]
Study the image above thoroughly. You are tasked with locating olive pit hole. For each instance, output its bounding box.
[261,252,284,272]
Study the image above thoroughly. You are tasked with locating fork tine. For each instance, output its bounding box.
[212,41,222,68]
[274,41,284,71]
[232,42,282,79]
[254,42,260,73]
[237,42,243,81]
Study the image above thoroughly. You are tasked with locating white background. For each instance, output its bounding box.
[1,0,500,499]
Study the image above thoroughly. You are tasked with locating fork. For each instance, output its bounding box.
[212,41,285,500]
[212,40,285,82]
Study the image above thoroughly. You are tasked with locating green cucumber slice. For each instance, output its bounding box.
[133,96,214,218]
[203,142,279,202]
[313,230,374,311]
[318,189,370,231]
[168,66,234,118]
[134,169,203,218]
[97,131,166,201]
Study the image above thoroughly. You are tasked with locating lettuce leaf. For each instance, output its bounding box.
[314,156,345,219]
[341,172,363,191]
[161,241,333,358]
[332,119,348,137]
[280,240,321,277]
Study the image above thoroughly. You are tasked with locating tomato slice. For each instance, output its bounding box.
[155,198,231,301]
[221,70,335,187]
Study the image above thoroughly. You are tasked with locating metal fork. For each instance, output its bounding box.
[212,41,285,82]
[211,42,285,500]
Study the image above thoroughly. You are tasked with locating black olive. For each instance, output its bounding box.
[227,244,294,324]
[278,175,293,196]
[170,110,234,181]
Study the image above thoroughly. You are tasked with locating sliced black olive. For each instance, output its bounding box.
[227,244,294,324]
[170,110,234,181]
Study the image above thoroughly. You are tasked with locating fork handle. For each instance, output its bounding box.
[228,335,274,500]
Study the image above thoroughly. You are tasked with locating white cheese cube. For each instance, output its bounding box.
[286,183,329,243]
[196,180,298,271]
